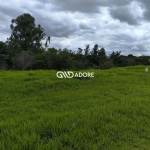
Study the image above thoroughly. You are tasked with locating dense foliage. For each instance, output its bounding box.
[0,13,150,70]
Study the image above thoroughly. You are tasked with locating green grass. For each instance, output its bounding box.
[0,66,150,150]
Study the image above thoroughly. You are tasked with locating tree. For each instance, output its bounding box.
[98,47,106,59]
[16,51,35,70]
[0,41,6,54]
[110,51,121,67]
[141,56,150,65]
[45,36,50,50]
[0,54,9,69]
[7,13,47,53]
[97,47,107,68]
[77,48,83,55]
[93,44,98,55]
[84,44,90,55]
[0,41,13,69]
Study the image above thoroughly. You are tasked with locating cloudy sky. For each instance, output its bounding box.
[1,0,150,56]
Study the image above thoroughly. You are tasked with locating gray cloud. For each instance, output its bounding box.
[79,23,93,30]
[141,1,150,20]
[111,33,136,43]
[109,6,138,25]
[43,22,78,38]
[51,0,132,13]
[1,0,150,56]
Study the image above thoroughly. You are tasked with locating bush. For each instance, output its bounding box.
[103,61,114,69]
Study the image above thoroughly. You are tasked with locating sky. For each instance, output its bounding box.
[1,0,150,56]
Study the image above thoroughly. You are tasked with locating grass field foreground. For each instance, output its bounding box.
[0,65,150,150]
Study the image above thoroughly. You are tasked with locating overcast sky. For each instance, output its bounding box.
[1,0,150,56]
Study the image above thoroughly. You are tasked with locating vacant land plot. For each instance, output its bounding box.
[0,66,150,150]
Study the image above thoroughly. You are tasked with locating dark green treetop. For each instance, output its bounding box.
[7,13,46,52]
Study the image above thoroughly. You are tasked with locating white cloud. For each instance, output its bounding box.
[1,0,150,56]
[131,45,139,50]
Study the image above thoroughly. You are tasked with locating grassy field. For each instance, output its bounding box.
[0,65,150,150]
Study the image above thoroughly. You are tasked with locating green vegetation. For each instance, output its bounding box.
[1,13,150,70]
[0,65,150,149]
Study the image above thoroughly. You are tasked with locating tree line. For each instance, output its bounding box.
[0,13,150,70]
